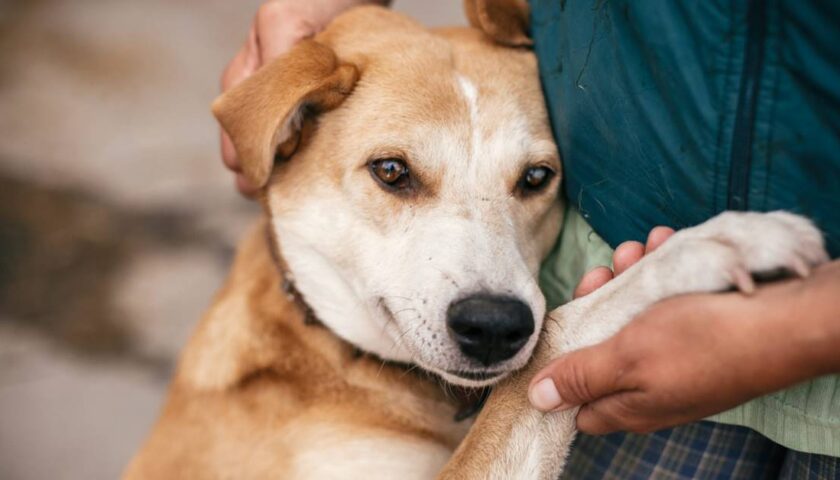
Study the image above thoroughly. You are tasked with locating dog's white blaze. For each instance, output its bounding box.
[456,74,478,105]
[456,74,481,170]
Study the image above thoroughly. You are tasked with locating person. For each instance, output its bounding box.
[218,1,840,477]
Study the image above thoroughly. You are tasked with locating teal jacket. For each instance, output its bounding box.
[531,0,839,256]
[531,0,840,456]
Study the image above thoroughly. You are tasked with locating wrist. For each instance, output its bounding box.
[739,262,840,390]
[791,261,840,374]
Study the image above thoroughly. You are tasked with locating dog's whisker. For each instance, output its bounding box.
[382,295,414,303]
[391,321,424,353]
[375,358,388,379]
[398,362,422,379]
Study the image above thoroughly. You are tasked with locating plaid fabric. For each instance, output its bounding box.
[779,449,840,479]
[560,421,840,479]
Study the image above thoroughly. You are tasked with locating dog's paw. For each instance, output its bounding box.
[656,211,829,294]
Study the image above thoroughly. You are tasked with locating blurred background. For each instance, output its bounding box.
[0,1,463,478]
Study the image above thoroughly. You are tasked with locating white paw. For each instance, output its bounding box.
[656,211,829,294]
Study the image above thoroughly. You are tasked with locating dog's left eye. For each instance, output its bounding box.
[370,158,411,190]
[518,166,555,194]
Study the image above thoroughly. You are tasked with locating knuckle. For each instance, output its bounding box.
[575,414,598,434]
[580,405,620,434]
[611,333,641,371]
[609,394,656,433]
[255,2,316,52]
[222,152,237,169]
[556,359,594,403]
[221,142,241,170]
[257,1,288,23]
[224,155,241,171]
[287,17,316,40]
[257,1,312,36]
[625,419,653,434]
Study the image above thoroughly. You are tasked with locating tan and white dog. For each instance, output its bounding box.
[125,2,828,479]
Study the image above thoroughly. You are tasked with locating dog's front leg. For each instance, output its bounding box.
[439,211,828,480]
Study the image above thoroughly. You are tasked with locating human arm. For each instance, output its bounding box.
[529,234,840,434]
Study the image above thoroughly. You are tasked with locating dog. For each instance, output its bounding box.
[125,2,828,479]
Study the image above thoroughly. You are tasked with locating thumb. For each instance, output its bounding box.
[528,342,623,412]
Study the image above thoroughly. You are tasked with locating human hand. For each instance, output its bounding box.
[529,230,840,434]
[220,0,386,196]
[572,226,675,298]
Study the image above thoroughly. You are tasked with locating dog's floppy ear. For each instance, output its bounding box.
[464,0,532,47]
[212,40,359,189]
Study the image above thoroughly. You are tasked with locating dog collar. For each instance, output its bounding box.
[451,385,492,421]
[264,224,320,326]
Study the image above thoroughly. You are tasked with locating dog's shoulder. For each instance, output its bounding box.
[174,220,305,391]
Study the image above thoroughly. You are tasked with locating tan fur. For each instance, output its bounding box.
[125,223,469,479]
[125,5,829,480]
[212,40,359,188]
[127,5,554,478]
[254,7,561,378]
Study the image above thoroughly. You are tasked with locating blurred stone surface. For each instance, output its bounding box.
[0,324,165,480]
[0,1,464,479]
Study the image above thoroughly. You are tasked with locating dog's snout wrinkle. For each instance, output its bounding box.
[446,294,534,366]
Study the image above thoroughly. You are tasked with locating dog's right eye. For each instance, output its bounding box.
[369,158,411,191]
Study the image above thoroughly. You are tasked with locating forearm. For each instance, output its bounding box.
[736,260,840,394]
[785,260,840,374]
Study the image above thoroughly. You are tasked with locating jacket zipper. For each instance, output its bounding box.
[727,0,769,210]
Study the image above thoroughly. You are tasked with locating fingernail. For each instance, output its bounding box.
[791,257,810,278]
[731,267,756,295]
[529,378,562,411]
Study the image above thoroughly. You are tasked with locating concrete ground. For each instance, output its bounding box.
[0,1,463,478]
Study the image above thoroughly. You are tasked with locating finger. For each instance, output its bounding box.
[236,174,260,198]
[645,226,675,253]
[221,47,247,92]
[577,392,672,435]
[613,241,645,275]
[221,32,259,92]
[220,29,260,179]
[575,398,630,435]
[528,342,623,412]
[221,131,240,171]
[245,21,261,66]
[255,2,316,64]
[573,266,614,298]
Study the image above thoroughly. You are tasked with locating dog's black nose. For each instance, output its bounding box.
[446,295,534,366]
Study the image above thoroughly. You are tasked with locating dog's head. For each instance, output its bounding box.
[213,5,560,387]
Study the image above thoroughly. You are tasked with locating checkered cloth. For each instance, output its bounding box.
[560,421,839,479]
